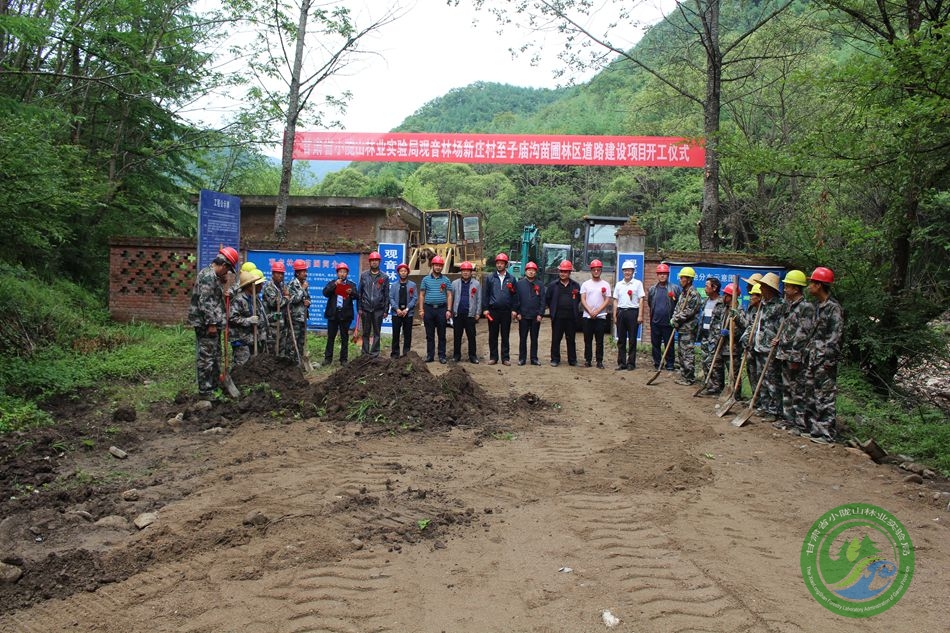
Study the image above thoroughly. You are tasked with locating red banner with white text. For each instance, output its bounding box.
[293,131,704,168]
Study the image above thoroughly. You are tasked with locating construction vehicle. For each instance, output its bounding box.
[541,243,574,285]
[407,208,485,277]
[507,224,542,278]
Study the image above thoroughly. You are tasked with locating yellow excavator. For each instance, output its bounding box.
[407,209,485,277]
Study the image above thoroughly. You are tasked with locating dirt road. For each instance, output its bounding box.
[2,327,949,632]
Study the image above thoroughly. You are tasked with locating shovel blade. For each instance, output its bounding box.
[692,382,707,397]
[646,368,663,386]
[302,353,314,373]
[716,396,737,417]
[731,406,755,427]
[220,372,240,398]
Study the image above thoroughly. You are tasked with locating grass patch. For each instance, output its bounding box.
[838,366,950,476]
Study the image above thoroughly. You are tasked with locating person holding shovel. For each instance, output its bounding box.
[739,283,763,394]
[359,251,390,358]
[773,270,816,435]
[287,259,311,363]
[262,260,288,356]
[804,267,843,444]
[228,270,264,368]
[671,267,702,386]
[700,283,743,396]
[323,262,358,366]
[754,272,785,422]
[187,246,238,400]
[698,276,724,385]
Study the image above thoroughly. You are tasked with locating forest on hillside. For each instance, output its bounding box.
[0,0,948,389]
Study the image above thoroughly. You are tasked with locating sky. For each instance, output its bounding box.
[302,0,672,133]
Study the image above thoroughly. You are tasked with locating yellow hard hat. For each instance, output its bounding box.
[679,266,696,279]
[783,270,808,286]
[750,283,762,295]
[241,261,258,272]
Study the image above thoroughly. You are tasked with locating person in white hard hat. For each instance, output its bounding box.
[612,260,645,370]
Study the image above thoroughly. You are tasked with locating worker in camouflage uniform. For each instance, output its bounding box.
[228,270,265,367]
[670,266,702,385]
[702,282,743,396]
[773,270,816,435]
[754,273,784,420]
[261,261,288,356]
[805,267,843,444]
[739,283,763,396]
[698,277,724,390]
[187,246,238,400]
[287,259,311,362]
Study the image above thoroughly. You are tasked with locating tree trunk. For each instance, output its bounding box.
[699,0,721,251]
[274,0,312,242]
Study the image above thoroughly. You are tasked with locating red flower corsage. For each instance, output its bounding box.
[507,282,515,294]
[440,283,446,292]
[627,289,633,298]
[668,291,676,299]
[377,277,385,286]
[601,287,607,295]
[409,287,415,297]
[571,289,578,299]
[533,284,540,296]
[471,286,477,296]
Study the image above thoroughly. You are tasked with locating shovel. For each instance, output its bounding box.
[693,332,726,397]
[730,322,784,427]
[717,307,763,416]
[220,294,241,398]
[285,303,314,372]
[646,330,677,385]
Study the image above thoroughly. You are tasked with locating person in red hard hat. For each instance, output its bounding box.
[544,260,581,367]
[262,260,288,356]
[804,267,843,444]
[358,251,390,358]
[647,263,680,371]
[579,259,611,369]
[448,261,481,364]
[286,259,311,362]
[418,255,449,363]
[389,263,417,358]
[515,261,545,365]
[322,262,357,365]
[187,246,237,400]
[482,252,519,365]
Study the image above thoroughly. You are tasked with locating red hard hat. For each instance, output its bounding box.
[656,263,671,273]
[430,255,445,265]
[459,261,474,271]
[292,259,308,271]
[495,253,509,263]
[397,262,409,272]
[335,262,349,272]
[558,260,574,272]
[369,251,382,261]
[218,246,239,268]
[723,283,736,296]
[809,266,835,283]
[270,261,285,274]
[525,262,538,271]
[589,259,603,269]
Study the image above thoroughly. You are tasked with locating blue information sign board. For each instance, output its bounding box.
[665,263,785,310]
[377,243,406,335]
[246,251,361,331]
[197,189,241,270]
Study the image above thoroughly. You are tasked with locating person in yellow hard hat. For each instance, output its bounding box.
[670,266,702,385]
[754,273,784,422]
[739,283,763,396]
[773,270,816,435]
[228,270,265,368]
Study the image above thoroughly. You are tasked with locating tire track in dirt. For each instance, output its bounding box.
[559,492,763,632]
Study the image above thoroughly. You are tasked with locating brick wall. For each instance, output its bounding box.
[109,237,197,324]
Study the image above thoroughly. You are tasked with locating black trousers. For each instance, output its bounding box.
[324,318,351,363]
[518,317,541,363]
[551,316,577,364]
[651,321,675,369]
[486,307,512,361]
[453,314,478,360]
[391,313,413,356]
[423,304,447,360]
[616,308,640,367]
[582,317,608,364]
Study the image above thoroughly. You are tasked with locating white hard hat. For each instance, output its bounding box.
[621,260,636,270]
